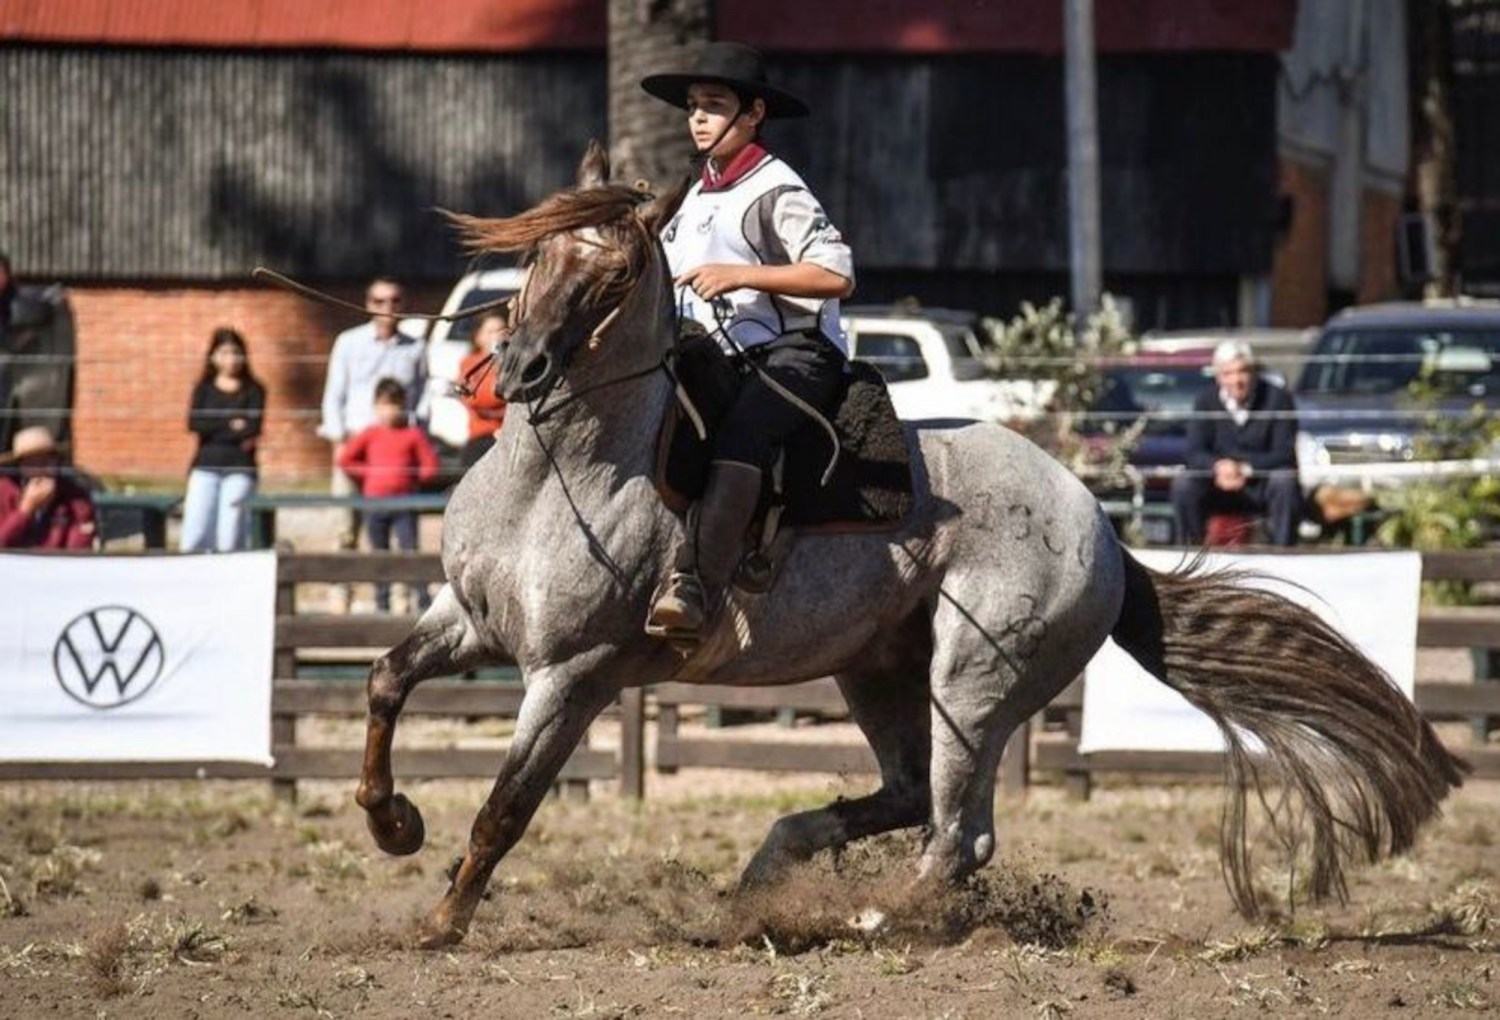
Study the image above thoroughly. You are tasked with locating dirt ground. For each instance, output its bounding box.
[2,744,1497,1020]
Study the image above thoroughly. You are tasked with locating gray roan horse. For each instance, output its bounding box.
[355,143,1467,948]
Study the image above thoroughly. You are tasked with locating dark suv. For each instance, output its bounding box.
[0,284,76,452]
[1294,301,1500,474]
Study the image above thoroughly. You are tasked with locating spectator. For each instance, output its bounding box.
[458,311,509,469]
[317,276,428,540]
[180,328,265,552]
[318,276,428,609]
[1171,340,1302,546]
[337,378,438,612]
[0,426,96,549]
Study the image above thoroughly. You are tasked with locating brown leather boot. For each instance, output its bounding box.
[646,460,763,639]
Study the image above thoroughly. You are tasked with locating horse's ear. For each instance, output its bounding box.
[637,173,692,235]
[577,140,610,188]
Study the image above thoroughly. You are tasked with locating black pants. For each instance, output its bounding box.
[1171,470,1303,546]
[713,329,846,471]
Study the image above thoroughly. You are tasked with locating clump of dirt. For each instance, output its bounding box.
[726,834,1108,953]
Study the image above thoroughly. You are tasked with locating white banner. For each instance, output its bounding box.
[0,552,277,764]
[1080,550,1421,754]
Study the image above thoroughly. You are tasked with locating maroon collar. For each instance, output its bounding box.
[700,143,770,193]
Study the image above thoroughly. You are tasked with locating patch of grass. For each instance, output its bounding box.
[1429,879,1497,937]
[0,872,27,917]
[306,840,365,882]
[1431,981,1489,1010]
[29,843,102,899]
[221,896,279,925]
[166,921,229,965]
[1197,926,1282,963]
[85,922,136,998]
[769,972,832,1015]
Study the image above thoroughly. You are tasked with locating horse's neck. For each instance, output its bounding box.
[510,280,676,479]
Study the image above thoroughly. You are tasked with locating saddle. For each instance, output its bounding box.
[653,327,915,551]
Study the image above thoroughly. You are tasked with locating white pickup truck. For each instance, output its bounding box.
[842,305,1047,422]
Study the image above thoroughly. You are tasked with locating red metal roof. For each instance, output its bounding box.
[724,0,1297,54]
[0,0,604,51]
[0,0,1296,54]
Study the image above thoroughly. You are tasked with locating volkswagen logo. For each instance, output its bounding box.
[53,606,165,710]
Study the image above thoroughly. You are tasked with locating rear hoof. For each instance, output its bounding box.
[367,793,426,856]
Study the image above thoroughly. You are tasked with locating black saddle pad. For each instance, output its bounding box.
[654,333,914,532]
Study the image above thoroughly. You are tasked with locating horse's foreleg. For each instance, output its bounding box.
[419,669,617,948]
[356,584,491,855]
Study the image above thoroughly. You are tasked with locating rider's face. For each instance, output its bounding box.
[685,84,764,161]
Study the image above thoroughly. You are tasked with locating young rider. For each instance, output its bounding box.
[640,41,856,641]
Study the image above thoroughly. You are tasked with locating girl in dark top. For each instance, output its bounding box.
[180,327,265,552]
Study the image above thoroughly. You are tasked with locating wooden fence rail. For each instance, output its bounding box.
[4,549,1496,799]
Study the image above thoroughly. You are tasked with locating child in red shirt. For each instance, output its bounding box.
[337,378,438,611]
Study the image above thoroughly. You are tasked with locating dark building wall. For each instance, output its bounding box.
[5,46,1279,332]
[2,47,605,280]
[771,53,1278,280]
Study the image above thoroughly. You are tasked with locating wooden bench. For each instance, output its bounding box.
[94,491,181,549]
[243,492,449,549]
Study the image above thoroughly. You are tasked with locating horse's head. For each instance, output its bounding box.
[449,142,679,403]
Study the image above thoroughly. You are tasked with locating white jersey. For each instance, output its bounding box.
[661,153,854,355]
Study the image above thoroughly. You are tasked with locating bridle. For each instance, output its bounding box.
[478,214,675,426]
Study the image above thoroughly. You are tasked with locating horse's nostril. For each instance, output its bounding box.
[520,355,551,386]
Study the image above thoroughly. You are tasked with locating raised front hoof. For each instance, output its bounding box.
[366,793,426,856]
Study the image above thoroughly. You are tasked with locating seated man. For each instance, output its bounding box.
[0,426,97,549]
[1171,341,1302,546]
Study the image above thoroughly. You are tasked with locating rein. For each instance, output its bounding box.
[251,266,517,325]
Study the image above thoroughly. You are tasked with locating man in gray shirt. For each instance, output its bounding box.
[318,277,429,593]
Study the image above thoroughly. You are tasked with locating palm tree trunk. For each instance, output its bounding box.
[1408,0,1460,297]
[607,0,714,191]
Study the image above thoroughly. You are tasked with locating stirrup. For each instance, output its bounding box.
[645,570,710,640]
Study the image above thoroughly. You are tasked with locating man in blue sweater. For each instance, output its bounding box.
[1171,340,1302,546]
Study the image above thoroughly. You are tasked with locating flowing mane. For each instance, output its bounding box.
[447,184,648,255]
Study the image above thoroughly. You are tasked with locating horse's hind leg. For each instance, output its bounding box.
[917,591,1089,883]
[356,584,492,856]
[739,620,933,888]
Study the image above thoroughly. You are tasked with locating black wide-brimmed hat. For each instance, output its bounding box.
[641,41,808,119]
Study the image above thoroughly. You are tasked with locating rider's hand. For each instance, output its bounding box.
[675,265,745,301]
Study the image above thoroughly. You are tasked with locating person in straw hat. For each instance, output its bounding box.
[640,41,856,641]
[0,425,96,549]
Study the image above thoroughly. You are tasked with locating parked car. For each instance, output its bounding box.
[842,305,1048,421]
[1138,327,1314,386]
[423,266,527,452]
[0,283,76,454]
[1293,300,1500,485]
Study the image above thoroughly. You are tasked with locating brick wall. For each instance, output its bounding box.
[65,281,447,487]
[1270,156,1330,328]
[1358,187,1402,305]
[1271,156,1405,328]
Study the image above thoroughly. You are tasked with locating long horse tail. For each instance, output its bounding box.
[1110,549,1469,917]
